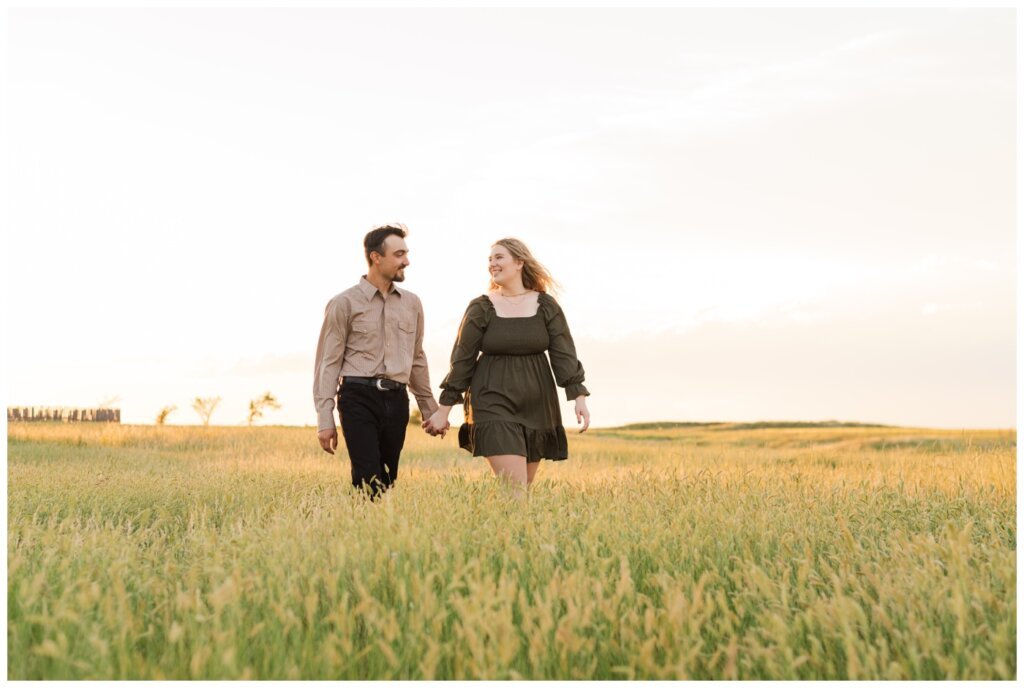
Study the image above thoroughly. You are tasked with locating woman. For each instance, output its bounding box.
[424,238,591,495]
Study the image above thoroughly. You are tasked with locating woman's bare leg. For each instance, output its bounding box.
[486,454,528,498]
[526,461,541,487]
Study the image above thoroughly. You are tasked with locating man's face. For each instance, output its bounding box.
[375,235,410,282]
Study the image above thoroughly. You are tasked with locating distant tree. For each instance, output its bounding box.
[247,391,281,426]
[192,396,221,426]
[409,407,422,427]
[156,405,177,426]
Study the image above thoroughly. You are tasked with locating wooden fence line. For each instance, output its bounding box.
[7,407,121,423]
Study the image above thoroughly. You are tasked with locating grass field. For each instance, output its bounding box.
[7,421,1016,679]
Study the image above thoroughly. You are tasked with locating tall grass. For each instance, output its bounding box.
[7,423,1015,679]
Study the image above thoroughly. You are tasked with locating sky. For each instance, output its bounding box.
[4,6,1016,429]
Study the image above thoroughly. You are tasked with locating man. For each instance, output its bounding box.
[313,223,447,498]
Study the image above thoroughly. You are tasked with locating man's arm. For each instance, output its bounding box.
[313,296,350,447]
[408,297,439,420]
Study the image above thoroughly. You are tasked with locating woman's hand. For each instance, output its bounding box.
[423,405,452,438]
[575,395,590,433]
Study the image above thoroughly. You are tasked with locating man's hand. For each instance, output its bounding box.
[422,407,452,439]
[422,418,450,438]
[318,427,338,454]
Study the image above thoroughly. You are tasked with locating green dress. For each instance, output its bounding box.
[439,293,589,462]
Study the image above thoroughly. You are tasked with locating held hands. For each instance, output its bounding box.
[575,395,591,433]
[422,406,452,439]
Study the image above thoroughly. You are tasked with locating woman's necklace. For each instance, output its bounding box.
[498,290,530,302]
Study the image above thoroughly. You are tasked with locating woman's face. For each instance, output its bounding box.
[489,245,523,287]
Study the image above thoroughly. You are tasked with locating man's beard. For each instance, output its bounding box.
[392,270,406,282]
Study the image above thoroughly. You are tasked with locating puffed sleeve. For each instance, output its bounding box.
[540,293,590,400]
[438,297,491,406]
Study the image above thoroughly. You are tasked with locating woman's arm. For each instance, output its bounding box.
[541,294,591,432]
[426,298,488,435]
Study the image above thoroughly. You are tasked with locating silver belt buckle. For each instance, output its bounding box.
[375,378,386,391]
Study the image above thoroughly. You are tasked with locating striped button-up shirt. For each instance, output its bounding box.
[313,276,438,431]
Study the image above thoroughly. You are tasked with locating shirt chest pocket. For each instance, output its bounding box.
[348,317,377,354]
[395,318,416,349]
[397,318,416,337]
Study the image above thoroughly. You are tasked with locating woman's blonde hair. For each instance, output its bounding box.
[489,237,560,296]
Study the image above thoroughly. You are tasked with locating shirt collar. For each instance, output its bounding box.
[358,275,401,299]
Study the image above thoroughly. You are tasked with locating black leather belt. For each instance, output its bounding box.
[343,376,407,391]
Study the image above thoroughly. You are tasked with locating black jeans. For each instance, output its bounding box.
[337,381,409,498]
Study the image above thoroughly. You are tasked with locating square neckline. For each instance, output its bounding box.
[486,292,541,319]
[491,311,542,319]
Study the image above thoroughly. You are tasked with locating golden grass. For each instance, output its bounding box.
[7,422,1016,679]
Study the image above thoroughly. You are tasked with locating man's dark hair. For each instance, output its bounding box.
[364,224,408,266]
